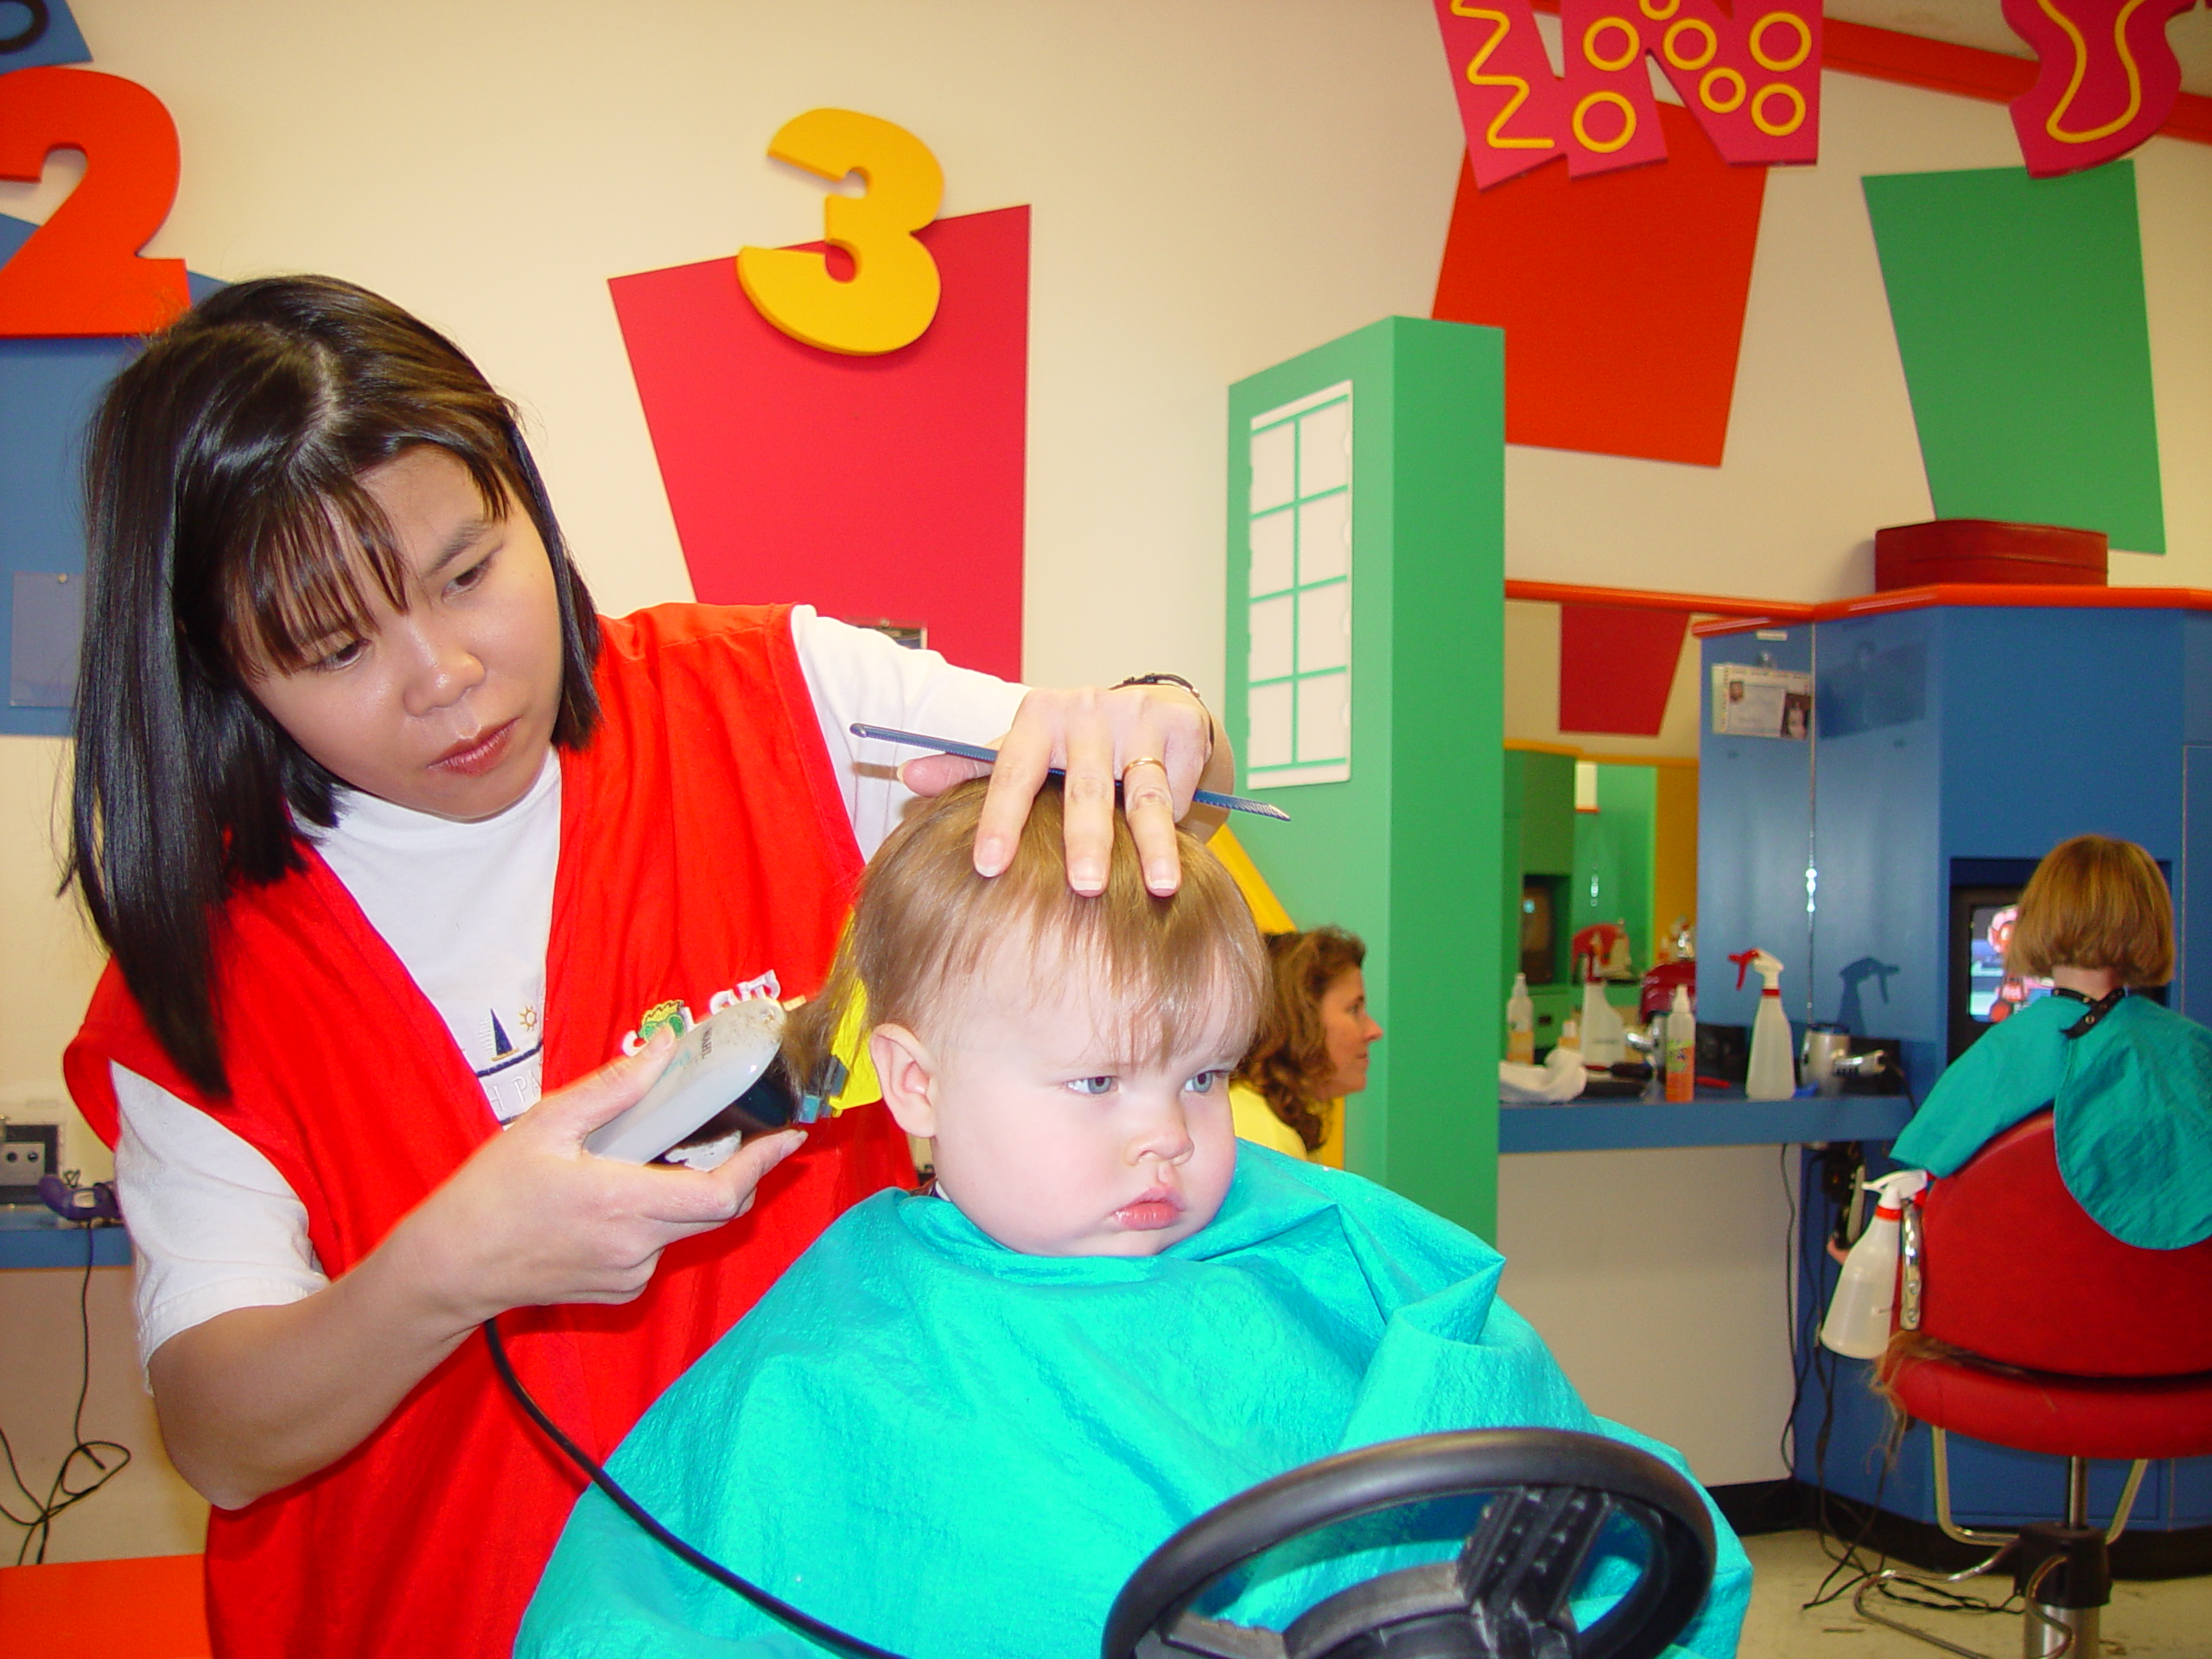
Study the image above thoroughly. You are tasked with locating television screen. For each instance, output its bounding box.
[1964,901,2055,1024]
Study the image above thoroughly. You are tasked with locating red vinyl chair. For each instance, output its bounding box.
[1866,1109,2212,1656]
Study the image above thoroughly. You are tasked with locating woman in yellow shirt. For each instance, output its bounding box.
[1230,927,1382,1161]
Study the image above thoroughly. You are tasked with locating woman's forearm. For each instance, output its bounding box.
[146,1042,805,1509]
[148,1236,480,1509]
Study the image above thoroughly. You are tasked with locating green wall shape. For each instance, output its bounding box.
[1224,317,1504,1240]
[1862,163,2164,553]
[1503,747,1575,999]
[1569,764,1657,976]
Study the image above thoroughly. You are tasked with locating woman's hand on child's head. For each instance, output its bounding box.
[899,682,1233,897]
[390,1029,805,1325]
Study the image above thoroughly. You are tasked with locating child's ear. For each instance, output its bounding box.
[869,1024,939,1140]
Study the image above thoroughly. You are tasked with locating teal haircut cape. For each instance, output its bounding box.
[519,1147,1749,1659]
[1892,993,2212,1249]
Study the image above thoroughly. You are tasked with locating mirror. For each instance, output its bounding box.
[1502,591,1816,1066]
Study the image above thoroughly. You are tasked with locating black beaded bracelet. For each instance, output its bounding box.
[1111,672,1200,696]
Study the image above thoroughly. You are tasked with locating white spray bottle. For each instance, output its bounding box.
[1572,927,1627,1068]
[1729,948,1796,1100]
[1820,1169,1929,1358]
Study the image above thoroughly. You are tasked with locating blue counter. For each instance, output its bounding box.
[0,1207,130,1269]
[1499,1094,1911,1154]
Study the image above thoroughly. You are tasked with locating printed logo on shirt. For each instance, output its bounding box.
[618,969,785,1058]
[480,1007,545,1123]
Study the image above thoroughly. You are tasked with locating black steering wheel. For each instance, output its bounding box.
[1102,1428,1714,1659]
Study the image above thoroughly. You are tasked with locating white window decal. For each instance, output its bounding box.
[1246,382,1351,788]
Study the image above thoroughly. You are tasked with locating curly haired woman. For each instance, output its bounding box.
[1230,926,1382,1160]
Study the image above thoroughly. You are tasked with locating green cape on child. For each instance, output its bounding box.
[1891,993,2212,1249]
[518,1145,1751,1659]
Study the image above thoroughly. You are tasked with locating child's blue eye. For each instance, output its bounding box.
[1066,1076,1116,1096]
[1184,1070,1231,1096]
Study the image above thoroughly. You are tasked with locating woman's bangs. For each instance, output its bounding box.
[221,446,515,676]
[224,480,410,674]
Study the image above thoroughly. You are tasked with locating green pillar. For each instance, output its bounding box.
[1222,317,1504,1239]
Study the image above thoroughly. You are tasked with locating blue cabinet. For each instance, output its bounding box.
[1705,596,2212,1540]
[1703,601,2209,1098]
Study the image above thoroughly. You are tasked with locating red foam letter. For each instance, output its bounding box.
[2004,0,2191,178]
[1433,0,1573,188]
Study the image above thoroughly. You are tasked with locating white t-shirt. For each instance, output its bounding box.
[111,608,1027,1371]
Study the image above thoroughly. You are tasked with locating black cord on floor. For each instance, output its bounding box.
[0,1224,131,1564]
[480,1316,907,1659]
[1789,1118,2017,1624]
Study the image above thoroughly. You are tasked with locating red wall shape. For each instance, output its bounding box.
[1431,103,1764,467]
[609,206,1027,678]
[1558,603,1688,735]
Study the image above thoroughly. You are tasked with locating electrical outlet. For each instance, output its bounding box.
[1,1122,60,1205]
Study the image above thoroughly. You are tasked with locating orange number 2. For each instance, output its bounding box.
[0,67,189,338]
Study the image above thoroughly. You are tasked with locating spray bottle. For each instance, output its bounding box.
[1729,948,1796,1100]
[1573,925,1628,1067]
[1663,985,1695,1103]
[1819,1169,1929,1357]
[1506,973,1535,1065]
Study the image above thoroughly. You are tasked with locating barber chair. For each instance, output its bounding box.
[1864,1110,2212,1657]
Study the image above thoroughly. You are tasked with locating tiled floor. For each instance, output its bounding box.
[1738,1529,2212,1657]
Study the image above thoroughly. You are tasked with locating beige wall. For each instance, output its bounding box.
[0,1268,206,1562]
[1503,600,1707,760]
[1497,1147,1800,1484]
[6,0,2209,1553]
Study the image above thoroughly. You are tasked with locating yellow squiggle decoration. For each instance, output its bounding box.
[1453,2,1558,149]
[2038,0,2153,145]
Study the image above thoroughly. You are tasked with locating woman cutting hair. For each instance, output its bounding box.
[59,275,1232,1659]
[1230,926,1382,1160]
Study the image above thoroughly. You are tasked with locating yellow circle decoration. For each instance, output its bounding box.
[1573,89,1638,151]
[1583,16,1642,73]
[1700,65,1746,111]
[1664,17,1718,70]
[1750,12,1812,73]
[1751,80,1807,134]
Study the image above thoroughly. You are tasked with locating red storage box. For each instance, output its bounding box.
[1873,519,2107,589]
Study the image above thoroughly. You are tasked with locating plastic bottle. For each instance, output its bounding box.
[1663,985,1695,1103]
[1729,948,1796,1100]
[1819,1170,1929,1357]
[1506,973,1535,1065]
[1577,951,1627,1068]
[1640,1014,1668,1102]
[1557,1015,1580,1054]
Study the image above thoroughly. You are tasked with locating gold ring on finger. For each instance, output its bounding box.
[1121,756,1168,787]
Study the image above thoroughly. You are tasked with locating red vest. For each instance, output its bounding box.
[66,605,916,1659]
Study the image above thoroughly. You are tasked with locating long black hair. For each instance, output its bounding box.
[66,276,603,1097]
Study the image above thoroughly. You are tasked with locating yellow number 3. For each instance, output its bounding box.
[737,109,944,356]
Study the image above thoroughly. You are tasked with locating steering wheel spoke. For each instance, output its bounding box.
[1459,1485,1614,1636]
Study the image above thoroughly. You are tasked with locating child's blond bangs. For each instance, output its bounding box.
[790,779,1268,1077]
